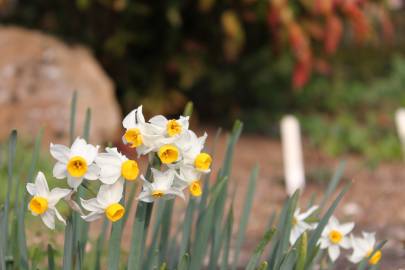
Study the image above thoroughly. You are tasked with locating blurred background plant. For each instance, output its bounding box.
[0,0,404,161]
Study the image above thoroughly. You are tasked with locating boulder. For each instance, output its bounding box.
[0,26,121,145]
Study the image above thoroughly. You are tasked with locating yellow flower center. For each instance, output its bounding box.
[189,180,202,197]
[121,160,139,181]
[292,217,298,226]
[105,203,125,222]
[29,196,48,215]
[328,230,343,244]
[166,119,182,137]
[151,190,165,198]
[366,250,381,265]
[124,128,143,148]
[67,156,88,177]
[158,145,179,164]
[194,152,212,171]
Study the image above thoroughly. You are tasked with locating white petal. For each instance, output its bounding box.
[166,189,185,200]
[109,181,124,203]
[80,198,103,212]
[53,162,67,179]
[48,188,71,206]
[290,227,302,245]
[297,205,319,220]
[340,237,351,249]
[96,154,122,184]
[328,245,340,262]
[339,222,355,235]
[35,172,50,197]
[26,183,36,196]
[137,191,154,203]
[85,164,100,180]
[149,115,167,127]
[50,143,70,163]
[82,211,104,222]
[54,208,66,225]
[67,175,83,190]
[41,210,55,229]
[122,108,137,129]
[319,238,329,249]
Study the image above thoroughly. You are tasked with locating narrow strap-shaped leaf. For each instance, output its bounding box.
[63,219,74,270]
[272,190,300,269]
[232,165,259,270]
[158,200,175,263]
[220,205,234,270]
[69,91,78,144]
[1,130,17,258]
[94,218,108,270]
[177,199,195,266]
[189,177,227,270]
[144,201,166,270]
[82,108,91,141]
[177,253,189,270]
[107,185,127,270]
[306,184,351,267]
[17,130,42,270]
[47,244,55,270]
[279,249,298,270]
[245,228,276,270]
[295,232,307,270]
[320,161,346,209]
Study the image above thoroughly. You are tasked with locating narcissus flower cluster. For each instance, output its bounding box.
[290,206,382,266]
[26,106,211,229]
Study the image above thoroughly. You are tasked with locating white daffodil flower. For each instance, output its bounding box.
[348,232,382,265]
[318,216,354,261]
[81,181,125,222]
[95,147,139,184]
[50,137,99,190]
[122,105,159,155]
[176,130,212,173]
[137,168,184,203]
[290,205,318,245]
[26,172,71,229]
[148,114,189,138]
[175,165,204,197]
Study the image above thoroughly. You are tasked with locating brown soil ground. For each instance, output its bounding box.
[110,127,405,269]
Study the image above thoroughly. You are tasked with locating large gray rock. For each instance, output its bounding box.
[0,26,121,145]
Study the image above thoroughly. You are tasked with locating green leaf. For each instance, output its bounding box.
[279,248,298,270]
[177,253,189,270]
[158,200,175,263]
[177,199,195,266]
[48,244,55,270]
[94,218,108,270]
[295,232,307,270]
[220,205,234,270]
[83,108,92,141]
[128,201,148,270]
[189,177,227,270]
[272,190,300,269]
[1,130,17,258]
[70,91,78,144]
[63,219,74,270]
[245,228,276,270]
[107,210,125,269]
[320,161,346,209]
[306,184,351,267]
[232,165,259,270]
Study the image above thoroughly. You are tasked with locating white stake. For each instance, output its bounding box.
[395,108,405,160]
[281,115,305,196]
